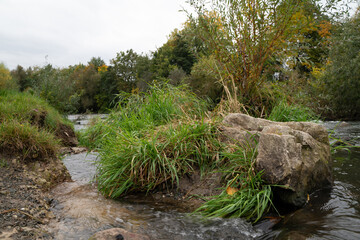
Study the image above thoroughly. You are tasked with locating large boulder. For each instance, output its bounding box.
[221,113,332,207]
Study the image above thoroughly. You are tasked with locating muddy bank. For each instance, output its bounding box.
[0,152,70,239]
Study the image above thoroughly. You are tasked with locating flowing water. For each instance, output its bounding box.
[48,116,360,239]
[259,121,360,239]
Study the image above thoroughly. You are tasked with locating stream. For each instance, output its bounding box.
[48,115,360,239]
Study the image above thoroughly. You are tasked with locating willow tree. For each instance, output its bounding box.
[187,0,311,115]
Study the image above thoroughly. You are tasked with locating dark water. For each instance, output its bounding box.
[54,117,360,239]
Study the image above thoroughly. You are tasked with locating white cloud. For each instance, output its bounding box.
[0,0,188,69]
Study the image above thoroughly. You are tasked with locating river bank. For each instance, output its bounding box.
[1,114,359,239]
[0,151,70,239]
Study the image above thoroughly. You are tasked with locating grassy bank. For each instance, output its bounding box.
[80,84,274,222]
[0,90,73,161]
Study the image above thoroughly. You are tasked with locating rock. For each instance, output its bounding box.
[55,123,78,147]
[221,113,332,207]
[59,147,88,155]
[339,121,350,128]
[89,228,150,240]
[71,147,87,154]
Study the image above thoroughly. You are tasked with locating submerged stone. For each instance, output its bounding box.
[89,228,150,240]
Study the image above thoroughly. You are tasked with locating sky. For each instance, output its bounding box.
[0,0,189,70]
[1,1,358,70]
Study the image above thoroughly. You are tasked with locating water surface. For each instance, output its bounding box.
[52,116,360,239]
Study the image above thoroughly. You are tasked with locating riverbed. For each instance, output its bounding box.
[48,116,360,239]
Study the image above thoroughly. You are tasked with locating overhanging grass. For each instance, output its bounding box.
[0,90,71,130]
[0,90,71,161]
[0,119,60,160]
[194,141,274,223]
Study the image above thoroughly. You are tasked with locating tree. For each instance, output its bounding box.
[135,54,153,91]
[0,63,17,90]
[88,57,106,70]
[187,0,315,115]
[151,29,197,78]
[95,65,119,111]
[110,49,139,92]
[11,65,29,91]
[71,64,101,112]
[321,11,360,119]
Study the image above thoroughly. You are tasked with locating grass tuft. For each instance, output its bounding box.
[0,90,71,161]
[82,84,275,222]
[268,100,318,122]
[194,137,274,223]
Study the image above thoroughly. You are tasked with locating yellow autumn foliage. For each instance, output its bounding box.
[0,63,13,90]
[226,186,239,196]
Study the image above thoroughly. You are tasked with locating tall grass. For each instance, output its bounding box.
[97,121,222,197]
[79,84,208,149]
[0,90,70,130]
[0,90,70,160]
[194,137,274,223]
[268,100,318,122]
[82,84,275,222]
[0,119,60,160]
[84,84,218,197]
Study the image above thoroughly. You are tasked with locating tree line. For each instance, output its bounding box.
[1,0,359,119]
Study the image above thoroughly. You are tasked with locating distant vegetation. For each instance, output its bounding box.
[0,1,358,120]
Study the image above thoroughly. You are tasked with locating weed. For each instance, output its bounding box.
[328,123,360,153]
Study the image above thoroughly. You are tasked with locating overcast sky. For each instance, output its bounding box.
[1,1,358,70]
[0,0,189,70]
